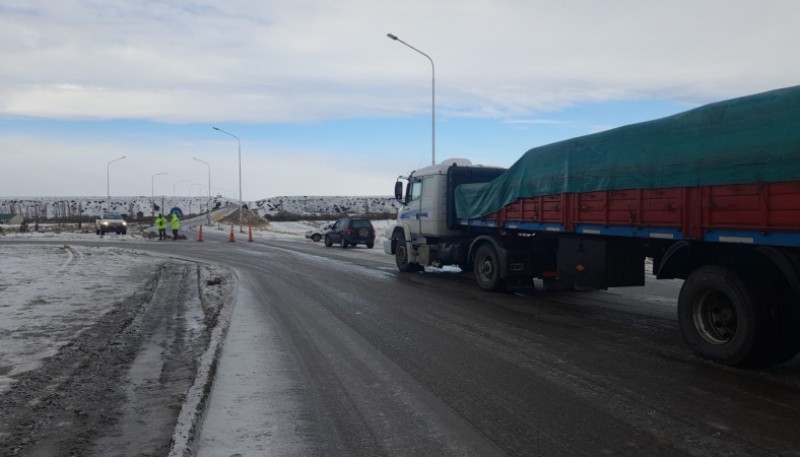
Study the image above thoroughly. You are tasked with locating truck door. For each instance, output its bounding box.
[398,178,423,237]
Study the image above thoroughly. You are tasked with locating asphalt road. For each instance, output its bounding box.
[128,224,800,457]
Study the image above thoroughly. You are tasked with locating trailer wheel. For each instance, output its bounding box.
[395,232,421,272]
[678,265,761,365]
[474,244,505,292]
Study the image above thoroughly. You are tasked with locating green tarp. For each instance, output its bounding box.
[455,85,800,220]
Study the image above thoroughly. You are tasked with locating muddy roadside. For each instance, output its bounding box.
[0,255,234,457]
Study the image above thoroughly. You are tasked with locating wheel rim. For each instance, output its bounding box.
[693,289,737,344]
[478,254,495,283]
[397,245,408,266]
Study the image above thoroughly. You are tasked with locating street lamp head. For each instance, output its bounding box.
[387,33,398,40]
[212,127,220,131]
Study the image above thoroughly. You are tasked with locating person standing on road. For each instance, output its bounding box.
[171,213,181,240]
[155,214,167,240]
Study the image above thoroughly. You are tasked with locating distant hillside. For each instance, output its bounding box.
[253,196,401,218]
[0,195,400,220]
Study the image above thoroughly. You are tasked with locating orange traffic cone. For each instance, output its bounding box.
[198,224,204,242]
[248,225,253,242]
[228,224,235,242]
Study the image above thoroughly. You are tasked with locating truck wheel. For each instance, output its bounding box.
[324,235,332,247]
[395,232,421,272]
[678,265,761,366]
[474,244,505,292]
[312,234,321,242]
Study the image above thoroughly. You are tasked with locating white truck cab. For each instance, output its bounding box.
[384,159,506,271]
[394,158,472,240]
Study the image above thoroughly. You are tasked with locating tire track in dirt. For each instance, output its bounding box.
[0,261,232,457]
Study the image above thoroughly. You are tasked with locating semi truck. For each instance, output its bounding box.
[384,85,800,367]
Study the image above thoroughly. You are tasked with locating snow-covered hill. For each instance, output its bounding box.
[253,196,401,218]
[0,195,401,220]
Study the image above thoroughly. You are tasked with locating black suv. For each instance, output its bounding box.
[324,217,375,249]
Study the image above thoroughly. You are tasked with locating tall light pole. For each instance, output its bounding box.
[387,33,435,165]
[151,172,167,218]
[212,126,243,227]
[193,156,211,223]
[106,155,126,212]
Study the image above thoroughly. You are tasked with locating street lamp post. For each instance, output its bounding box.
[387,33,435,165]
[106,156,126,212]
[212,127,243,228]
[151,172,167,218]
[193,157,211,224]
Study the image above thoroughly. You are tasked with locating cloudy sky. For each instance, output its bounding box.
[1,0,798,200]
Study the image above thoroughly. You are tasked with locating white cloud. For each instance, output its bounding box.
[504,119,568,126]
[2,1,799,198]
[1,0,798,123]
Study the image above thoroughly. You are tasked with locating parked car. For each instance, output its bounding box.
[95,212,127,235]
[324,217,375,249]
[305,222,334,242]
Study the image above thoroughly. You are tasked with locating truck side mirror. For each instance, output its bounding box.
[394,181,403,202]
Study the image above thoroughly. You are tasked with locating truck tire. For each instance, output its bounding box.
[474,244,505,292]
[678,265,762,366]
[395,232,421,272]
[324,235,333,247]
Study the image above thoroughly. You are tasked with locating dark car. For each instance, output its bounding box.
[324,217,375,249]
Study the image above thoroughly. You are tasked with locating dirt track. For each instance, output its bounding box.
[0,260,233,457]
